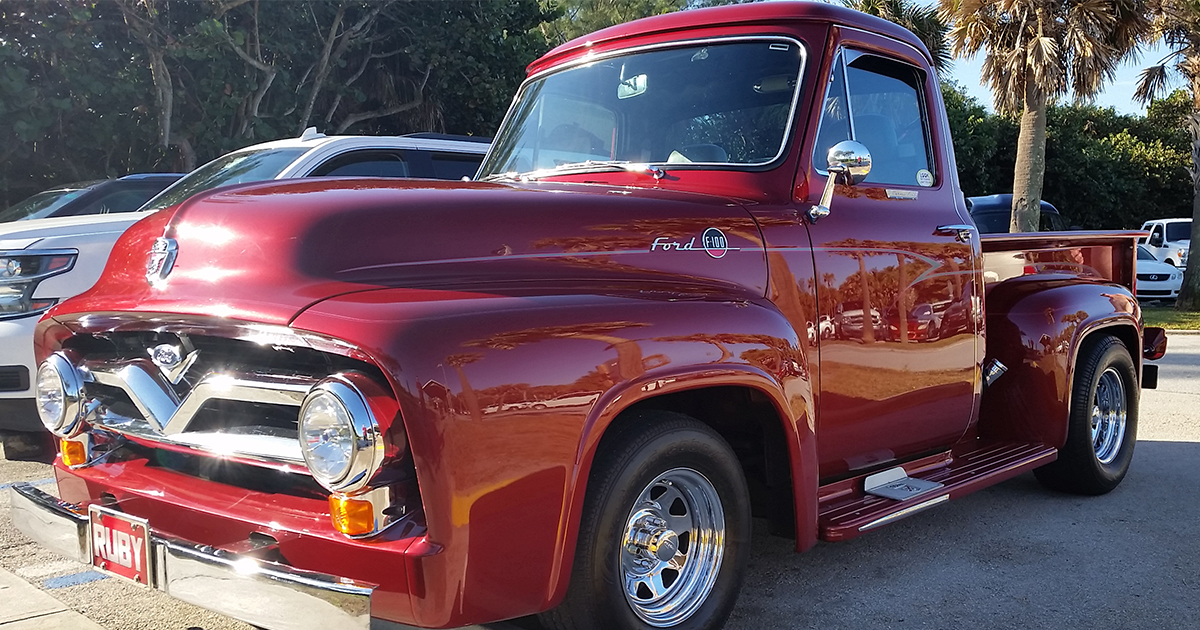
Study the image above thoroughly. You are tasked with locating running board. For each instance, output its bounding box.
[818,441,1057,542]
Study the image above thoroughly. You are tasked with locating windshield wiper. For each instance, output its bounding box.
[517,161,667,181]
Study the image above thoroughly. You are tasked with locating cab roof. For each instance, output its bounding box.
[530,1,933,75]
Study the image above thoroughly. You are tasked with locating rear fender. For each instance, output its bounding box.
[290,289,816,625]
[979,278,1140,447]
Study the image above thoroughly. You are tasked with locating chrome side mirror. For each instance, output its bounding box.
[808,140,872,223]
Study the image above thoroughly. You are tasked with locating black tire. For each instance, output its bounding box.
[540,411,750,630]
[1034,335,1138,495]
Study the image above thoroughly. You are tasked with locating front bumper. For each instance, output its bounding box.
[10,482,374,630]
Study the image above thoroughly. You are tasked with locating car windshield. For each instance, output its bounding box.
[0,182,101,222]
[479,39,805,179]
[1137,245,1155,261]
[1166,221,1191,242]
[140,148,306,212]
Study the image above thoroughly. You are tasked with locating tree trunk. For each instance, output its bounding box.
[1175,106,1200,311]
[296,3,346,134]
[147,49,173,149]
[1010,82,1048,233]
[858,254,875,344]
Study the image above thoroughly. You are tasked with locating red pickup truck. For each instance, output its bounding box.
[11,4,1167,630]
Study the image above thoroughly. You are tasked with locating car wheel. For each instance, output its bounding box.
[540,411,750,630]
[1165,258,1176,266]
[1034,335,1138,495]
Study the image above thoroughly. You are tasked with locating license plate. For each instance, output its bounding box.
[89,505,152,586]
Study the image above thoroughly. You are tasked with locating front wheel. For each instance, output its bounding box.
[541,411,750,630]
[1034,335,1138,495]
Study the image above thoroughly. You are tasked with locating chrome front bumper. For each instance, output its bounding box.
[9,482,374,630]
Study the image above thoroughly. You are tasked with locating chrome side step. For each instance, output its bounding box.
[858,495,949,532]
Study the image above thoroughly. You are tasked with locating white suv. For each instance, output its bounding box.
[0,130,488,434]
[1139,218,1192,267]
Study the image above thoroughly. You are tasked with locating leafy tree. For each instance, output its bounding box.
[842,0,952,73]
[1136,0,1200,310]
[940,0,1149,232]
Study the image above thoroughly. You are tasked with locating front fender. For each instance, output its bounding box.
[290,287,814,627]
[979,277,1140,447]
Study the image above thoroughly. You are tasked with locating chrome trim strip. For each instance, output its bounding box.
[9,483,89,563]
[482,35,809,176]
[11,482,374,630]
[87,359,181,432]
[857,494,949,532]
[166,373,312,436]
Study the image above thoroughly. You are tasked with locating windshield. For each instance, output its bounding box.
[0,182,101,222]
[1166,221,1191,242]
[1137,245,1155,261]
[479,39,805,179]
[140,148,306,212]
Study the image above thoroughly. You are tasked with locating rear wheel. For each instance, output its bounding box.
[541,411,750,630]
[1034,335,1138,495]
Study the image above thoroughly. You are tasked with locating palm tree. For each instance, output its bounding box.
[1135,2,1200,311]
[940,0,1149,232]
[843,0,953,73]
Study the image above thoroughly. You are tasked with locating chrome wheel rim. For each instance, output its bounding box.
[1091,367,1127,465]
[620,467,725,627]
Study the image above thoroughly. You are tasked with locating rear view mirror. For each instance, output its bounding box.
[618,74,647,99]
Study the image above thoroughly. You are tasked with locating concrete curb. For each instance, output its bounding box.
[0,567,106,629]
[1164,329,1200,335]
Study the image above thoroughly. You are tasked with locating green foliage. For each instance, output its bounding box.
[0,0,555,206]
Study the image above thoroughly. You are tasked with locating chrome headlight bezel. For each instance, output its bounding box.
[298,374,385,494]
[36,351,88,437]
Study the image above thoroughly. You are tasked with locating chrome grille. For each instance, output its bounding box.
[59,330,384,470]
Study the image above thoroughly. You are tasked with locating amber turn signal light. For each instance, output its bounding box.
[60,438,87,467]
[329,494,375,536]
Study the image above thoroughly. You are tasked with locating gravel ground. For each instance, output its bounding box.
[1,336,1196,630]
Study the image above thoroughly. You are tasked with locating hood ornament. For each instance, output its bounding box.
[146,237,178,285]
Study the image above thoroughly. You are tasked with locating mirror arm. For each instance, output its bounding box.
[807,165,847,224]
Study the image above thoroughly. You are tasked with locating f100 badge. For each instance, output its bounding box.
[146,236,178,285]
[651,227,733,259]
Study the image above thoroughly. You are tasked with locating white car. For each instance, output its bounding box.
[0,130,489,434]
[1136,245,1184,301]
[1139,218,1191,267]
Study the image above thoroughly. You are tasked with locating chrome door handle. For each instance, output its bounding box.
[935,224,975,242]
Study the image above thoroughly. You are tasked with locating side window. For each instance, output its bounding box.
[309,151,410,178]
[430,152,484,180]
[67,187,162,216]
[812,49,933,187]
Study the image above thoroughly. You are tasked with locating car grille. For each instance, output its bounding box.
[60,329,387,470]
[1137,273,1169,282]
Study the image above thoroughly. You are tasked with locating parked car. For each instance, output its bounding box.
[1136,244,1183,301]
[0,174,183,223]
[967,193,1068,233]
[0,131,488,434]
[11,6,1162,630]
[1139,217,1191,267]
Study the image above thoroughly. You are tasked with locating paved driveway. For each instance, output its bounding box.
[1,336,1197,630]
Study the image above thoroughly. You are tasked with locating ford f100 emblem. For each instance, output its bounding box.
[650,227,734,259]
[146,237,178,285]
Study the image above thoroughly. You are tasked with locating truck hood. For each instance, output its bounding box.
[56,178,767,326]
[0,212,143,251]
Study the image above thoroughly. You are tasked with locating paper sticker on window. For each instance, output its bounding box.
[916,169,933,187]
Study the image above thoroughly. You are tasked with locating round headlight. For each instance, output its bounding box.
[298,374,384,493]
[35,352,86,436]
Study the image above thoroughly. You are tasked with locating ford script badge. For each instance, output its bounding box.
[146,237,178,285]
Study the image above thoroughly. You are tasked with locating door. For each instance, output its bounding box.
[805,34,980,479]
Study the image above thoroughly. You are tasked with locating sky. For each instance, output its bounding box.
[945,42,1177,115]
